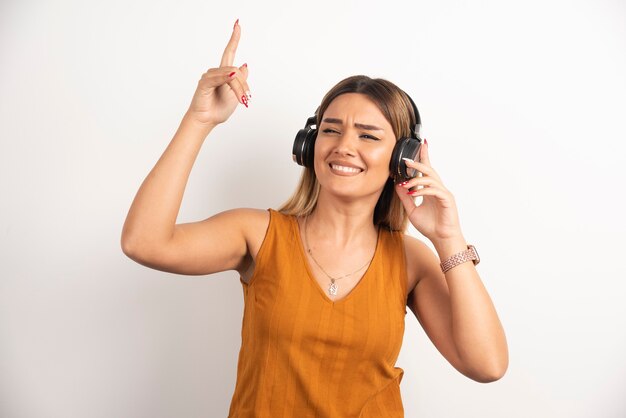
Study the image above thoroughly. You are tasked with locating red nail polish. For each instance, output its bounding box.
[424,138,428,145]
[234,19,239,29]
[229,72,236,77]
[242,63,247,68]
[241,95,248,107]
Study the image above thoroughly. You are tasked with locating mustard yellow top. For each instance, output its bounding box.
[228,209,408,417]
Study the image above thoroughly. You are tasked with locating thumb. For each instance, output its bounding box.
[239,63,249,80]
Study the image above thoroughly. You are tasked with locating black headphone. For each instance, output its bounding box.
[292,92,423,183]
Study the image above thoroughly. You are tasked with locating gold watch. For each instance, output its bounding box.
[440,245,480,273]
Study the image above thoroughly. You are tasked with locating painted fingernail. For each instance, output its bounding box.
[245,90,251,100]
[402,158,414,163]
[241,95,249,107]
[234,19,239,29]
[424,138,428,145]
[242,63,247,68]
[229,71,236,78]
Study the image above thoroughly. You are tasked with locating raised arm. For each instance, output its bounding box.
[398,140,508,383]
[121,20,258,276]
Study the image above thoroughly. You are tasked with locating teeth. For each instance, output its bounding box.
[331,164,361,173]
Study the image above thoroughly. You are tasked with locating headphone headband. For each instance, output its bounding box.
[404,92,422,140]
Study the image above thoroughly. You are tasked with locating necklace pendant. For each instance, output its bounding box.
[329,279,338,296]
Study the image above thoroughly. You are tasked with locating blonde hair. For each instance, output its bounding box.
[278,75,417,232]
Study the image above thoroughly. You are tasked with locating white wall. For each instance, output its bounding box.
[1,0,625,417]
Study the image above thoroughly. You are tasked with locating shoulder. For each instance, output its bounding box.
[208,207,269,232]
[402,233,441,294]
[227,207,271,242]
[229,207,270,223]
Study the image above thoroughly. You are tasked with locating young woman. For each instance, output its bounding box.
[121,20,508,418]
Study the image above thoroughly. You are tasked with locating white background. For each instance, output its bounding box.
[1,0,625,417]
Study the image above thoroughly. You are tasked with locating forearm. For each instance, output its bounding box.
[433,236,509,381]
[121,113,216,253]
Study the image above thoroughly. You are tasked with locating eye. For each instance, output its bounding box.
[321,128,380,141]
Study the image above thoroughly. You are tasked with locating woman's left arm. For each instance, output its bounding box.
[396,139,509,383]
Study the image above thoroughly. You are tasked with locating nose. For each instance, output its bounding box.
[332,130,358,157]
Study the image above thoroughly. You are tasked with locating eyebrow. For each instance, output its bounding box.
[321,117,384,132]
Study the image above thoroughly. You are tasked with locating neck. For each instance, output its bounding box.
[306,189,379,248]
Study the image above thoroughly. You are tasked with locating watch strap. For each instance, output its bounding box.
[440,244,480,273]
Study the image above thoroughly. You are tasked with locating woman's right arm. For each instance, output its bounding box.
[120,20,258,276]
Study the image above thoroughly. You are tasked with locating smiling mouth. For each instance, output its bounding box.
[329,163,364,175]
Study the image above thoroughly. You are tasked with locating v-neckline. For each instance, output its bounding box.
[292,215,382,306]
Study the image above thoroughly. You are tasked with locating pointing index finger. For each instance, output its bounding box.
[220,20,241,67]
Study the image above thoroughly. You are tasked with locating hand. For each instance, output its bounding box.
[186,20,251,126]
[395,140,464,241]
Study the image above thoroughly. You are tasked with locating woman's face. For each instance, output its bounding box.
[314,93,397,200]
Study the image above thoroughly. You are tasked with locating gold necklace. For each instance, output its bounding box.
[303,214,376,296]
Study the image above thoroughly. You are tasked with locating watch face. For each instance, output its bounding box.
[469,245,480,265]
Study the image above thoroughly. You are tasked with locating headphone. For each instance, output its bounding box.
[292,92,423,183]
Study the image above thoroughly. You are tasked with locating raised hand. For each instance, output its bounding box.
[186,19,251,126]
[395,140,464,241]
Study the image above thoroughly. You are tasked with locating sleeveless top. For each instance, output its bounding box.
[227,209,409,418]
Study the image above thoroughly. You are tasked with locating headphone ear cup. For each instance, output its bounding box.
[292,126,317,167]
[303,128,318,168]
[389,137,422,183]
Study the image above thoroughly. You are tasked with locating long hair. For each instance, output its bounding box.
[278,75,417,231]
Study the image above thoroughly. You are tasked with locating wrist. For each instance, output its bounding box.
[439,243,480,274]
[432,235,468,261]
[182,111,218,133]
